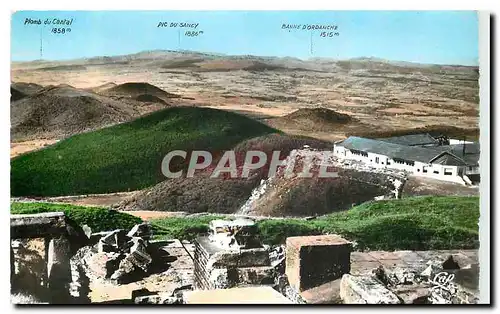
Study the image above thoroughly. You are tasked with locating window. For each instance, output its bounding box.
[433,170,439,174]
[394,158,404,164]
[350,149,368,157]
[423,166,428,173]
[444,168,453,176]
[375,157,379,164]
[393,158,415,166]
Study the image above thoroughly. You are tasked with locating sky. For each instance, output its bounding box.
[11,11,479,65]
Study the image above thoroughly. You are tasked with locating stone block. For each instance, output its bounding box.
[207,247,270,269]
[300,278,342,304]
[236,265,275,286]
[286,235,351,292]
[208,268,231,289]
[100,229,129,248]
[46,237,72,303]
[89,231,111,246]
[110,256,137,284]
[128,238,152,271]
[339,274,402,304]
[127,223,152,239]
[447,253,476,269]
[11,212,67,239]
[391,284,431,304]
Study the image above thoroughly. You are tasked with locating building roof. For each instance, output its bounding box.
[336,136,479,166]
[438,144,480,165]
[377,133,439,146]
[442,143,481,155]
[430,152,470,166]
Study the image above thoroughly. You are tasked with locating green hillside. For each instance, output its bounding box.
[11,107,278,196]
[11,195,479,251]
[154,195,480,251]
[258,195,480,250]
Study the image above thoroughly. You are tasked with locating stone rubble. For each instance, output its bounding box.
[12,215,480,305]
[194,218,277,290]
[340,274,402,304]
[337,254,479,304]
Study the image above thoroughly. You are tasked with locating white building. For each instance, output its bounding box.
[333,135,480,185]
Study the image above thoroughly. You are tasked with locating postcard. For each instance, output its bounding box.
[9,10,489,305]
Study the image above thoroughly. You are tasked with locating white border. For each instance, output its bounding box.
[478,11,491,305]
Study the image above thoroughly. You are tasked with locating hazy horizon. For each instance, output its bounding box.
[11,48,480,68]
[11,11,479,66]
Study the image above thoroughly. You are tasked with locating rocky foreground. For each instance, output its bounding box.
[11,212,479,304]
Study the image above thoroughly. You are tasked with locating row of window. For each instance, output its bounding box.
[393,158,415,166]
[350,149,368,157]
[420,166,453,176]
[344,149,457,176]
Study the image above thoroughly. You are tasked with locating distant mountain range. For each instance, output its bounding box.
[12,49,479,69]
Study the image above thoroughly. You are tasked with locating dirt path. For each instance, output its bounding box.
[12,192,137,208]
[123,211,188,220]
[11,140,59,158]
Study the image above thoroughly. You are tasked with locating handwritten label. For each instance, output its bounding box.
[23,18,73,35]
[157,22,204,37]
[282,23,338,31]
[157,22,200,29]
[24,18,73,26]
[281,23,339,38]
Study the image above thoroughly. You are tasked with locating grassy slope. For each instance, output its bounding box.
[151,196,480,251]
[11,196,478,251]
[11,107,278,196]
[10,202,142,233]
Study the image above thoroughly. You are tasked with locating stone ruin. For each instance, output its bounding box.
[193,218,283,290]
[10,212,88,304]
[11,213,480,304]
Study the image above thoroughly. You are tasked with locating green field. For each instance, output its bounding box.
[11,107,278,196]
[11,196,479,251]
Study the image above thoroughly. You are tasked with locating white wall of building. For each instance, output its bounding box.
[333,144,466,185]
[449,139,474,145]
